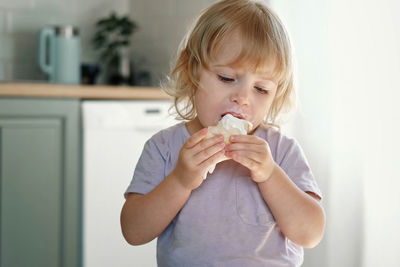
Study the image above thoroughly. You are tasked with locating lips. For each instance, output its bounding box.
[221,112,245,120]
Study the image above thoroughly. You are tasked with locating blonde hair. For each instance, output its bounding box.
[164,0,296,128]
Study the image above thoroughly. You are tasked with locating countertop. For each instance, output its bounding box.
[0,82,171,100]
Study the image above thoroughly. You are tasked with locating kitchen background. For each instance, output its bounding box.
[0,0,220,85]
[1,0,400,267]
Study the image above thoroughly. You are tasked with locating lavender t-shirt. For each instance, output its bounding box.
[125,122,322,267]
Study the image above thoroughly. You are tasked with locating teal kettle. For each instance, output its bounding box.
[38,26,81,84]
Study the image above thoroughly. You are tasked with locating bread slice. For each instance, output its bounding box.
[203,114,253,179]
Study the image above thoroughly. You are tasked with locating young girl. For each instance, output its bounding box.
[121,0,325,266]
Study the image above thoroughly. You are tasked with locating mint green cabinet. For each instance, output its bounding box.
[0,98,81,267]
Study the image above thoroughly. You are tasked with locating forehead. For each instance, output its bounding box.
[210,31,277,76]
[212,32,242,64]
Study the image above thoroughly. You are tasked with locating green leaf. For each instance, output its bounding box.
[92,11,138,62]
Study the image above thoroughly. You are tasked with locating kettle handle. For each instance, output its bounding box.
[38,27,54,75]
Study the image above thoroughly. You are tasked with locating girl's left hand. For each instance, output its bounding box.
[225,135,276,183]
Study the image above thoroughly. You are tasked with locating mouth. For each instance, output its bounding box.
[221,112,245,120]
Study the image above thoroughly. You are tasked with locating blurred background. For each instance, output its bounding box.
[1,0,400,266]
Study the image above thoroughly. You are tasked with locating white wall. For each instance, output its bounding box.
[326,0,400,266]
[339,1,400,266]
[274,0,400,267]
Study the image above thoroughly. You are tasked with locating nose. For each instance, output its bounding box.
[229,83,250,106]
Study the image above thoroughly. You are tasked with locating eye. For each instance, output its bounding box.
[255,86,269,94]
[218,75,235,83]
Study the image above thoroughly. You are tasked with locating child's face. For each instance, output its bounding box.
[194,33,278,132]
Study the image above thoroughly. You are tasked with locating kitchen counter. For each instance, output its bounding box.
[0,82,171,100]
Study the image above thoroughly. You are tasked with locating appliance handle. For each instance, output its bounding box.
[144,108,161,114]
[38,27,54,75]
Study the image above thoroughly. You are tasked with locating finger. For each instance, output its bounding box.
[193,140,225,163]
[192,134,224,154]
[198,149,226,169]
[185,128,208,148]
[226,142,265,154]
[225,150,263,164]
[227,151,259,170]
[229,134,264,144]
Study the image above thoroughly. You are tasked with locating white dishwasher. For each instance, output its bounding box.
[82,100,177,267]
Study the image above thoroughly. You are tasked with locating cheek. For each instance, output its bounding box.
[251,96,274,121]
[194,88,227,126]
[196,81,226,106]
[194,90,216,124]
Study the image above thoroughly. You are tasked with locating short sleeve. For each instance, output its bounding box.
[124,137,167,198]
[277,138,322,200]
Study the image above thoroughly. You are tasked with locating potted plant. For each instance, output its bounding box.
[92,12,138,84]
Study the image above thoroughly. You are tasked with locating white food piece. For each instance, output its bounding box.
[203,114,253,179]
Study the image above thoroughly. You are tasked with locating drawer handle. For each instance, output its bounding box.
[145,108,161,114]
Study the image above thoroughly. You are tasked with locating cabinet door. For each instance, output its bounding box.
[0,98,81,267]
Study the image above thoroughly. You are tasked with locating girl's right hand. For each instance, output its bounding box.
[172,128,226,191]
